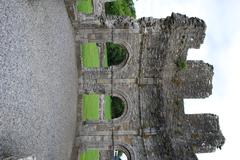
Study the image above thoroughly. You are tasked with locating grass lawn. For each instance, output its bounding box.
[81,43,112,121]
[80,43,111,160]
[104,96,112,120]
[76,0,93,14]
[81,42,112,121]
[82,94,112,121]
[83,94,99,121]
[80,149,99,160]
[81,43,100,68]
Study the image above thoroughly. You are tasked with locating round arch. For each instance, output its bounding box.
[106,42,130,70]
[80,40,132,72]
[79,29,135,72]
[107,89,132,124]
[82,89,132,125]
[111,40,133,71]
[113,143,136,160]
[110,90,131,124]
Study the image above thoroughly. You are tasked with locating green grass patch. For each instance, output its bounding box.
[76,0,93,14]
[80,149,99,160]
[83,94,99,121]
[81,43,100,68]
[104,96,112,120]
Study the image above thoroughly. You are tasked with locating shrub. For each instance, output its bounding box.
[111,96,125,119]
[105,0,136,18]
[176,57,187,70]
[106,42,127,66]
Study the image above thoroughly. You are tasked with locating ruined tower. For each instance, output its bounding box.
[66,0,225,159]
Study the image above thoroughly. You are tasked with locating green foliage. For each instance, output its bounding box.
[76,0,93,14]
[111,96,125,119]
[105,0,135,66]
[105,0,136,18]
[78,0,134,123]
[176,57,187,70]
[82,95,124,121]
[106,42,127,66]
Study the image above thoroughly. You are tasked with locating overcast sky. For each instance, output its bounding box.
[133,0,240,159]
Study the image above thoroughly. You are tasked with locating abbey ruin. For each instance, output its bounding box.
[0,0,225,159]
[65,0,225,159]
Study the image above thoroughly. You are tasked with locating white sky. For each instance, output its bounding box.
[133,0,240,159]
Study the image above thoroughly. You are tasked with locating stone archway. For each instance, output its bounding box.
[112,143,136,160]
[105,42,129,69]
[79,41,132,72]
[80,88,132,125]
[77,28,134,63]
[114,145,133,160]
[110,40,132,71]
[110,90,131,124]
[78,143,135,160]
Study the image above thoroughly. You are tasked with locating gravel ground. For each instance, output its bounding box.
[0,0,78,159]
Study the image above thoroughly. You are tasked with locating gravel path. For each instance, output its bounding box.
[0,0,78,159]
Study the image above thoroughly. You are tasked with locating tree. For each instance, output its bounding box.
[105,1,135,67]
[105,0,136,18]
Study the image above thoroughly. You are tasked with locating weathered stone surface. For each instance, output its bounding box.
[67,0,225,159]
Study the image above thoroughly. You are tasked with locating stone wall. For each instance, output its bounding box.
[65,0,225,159]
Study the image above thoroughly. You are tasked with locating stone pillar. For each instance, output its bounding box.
[99,94,105,120]
[98,43,107,68]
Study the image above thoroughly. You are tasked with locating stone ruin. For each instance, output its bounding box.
[65,0,225,159]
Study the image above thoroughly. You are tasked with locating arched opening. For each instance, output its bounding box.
[114,150,129,160]
[102,95,126,121]
[80,42,129,69]
[113,145,132,160]
[82,94,127,122]
[106,42,128,67]
[111,96,125,119]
